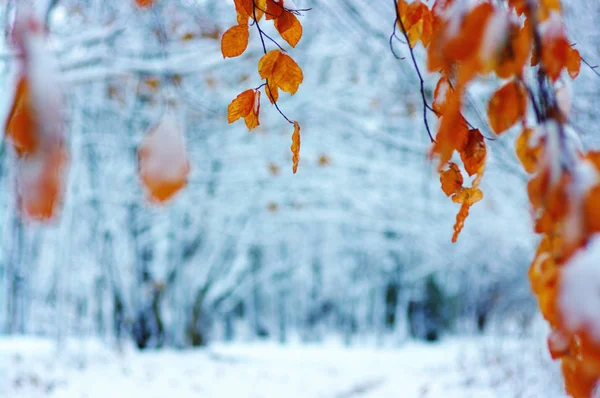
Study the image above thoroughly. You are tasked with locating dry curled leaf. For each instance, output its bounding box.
[221,24,250,58]
[291,121,301,173]
[460,129,487,177]
[440,162,463,197]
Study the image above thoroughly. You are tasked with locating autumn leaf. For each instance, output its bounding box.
[567,47,581,79]
[460,129,487,176]
[488,80,527,135]
[291,121,301,173]
[5,76,37,155]
[494,23,532,79]
[227,89,261,130]
[432,76,453,116]
[221,25,250,58]
[440,162,463,197]
[274,11,303,48]
[515,128,542,173]
[265,84,279,104]
[258,50,304,95]
[138,112,191,203]
[17,146,68,221]
[234,0,265,22]
[266,0,286,20]
[397,0,433,47]
[135,0,154,8]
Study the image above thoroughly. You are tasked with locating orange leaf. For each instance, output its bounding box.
[291,121,301,173]
[567,47,581,79]
[440,162,463,197]
[487,80,527,135]
[452,187,483,205]
[244,90,261,130]
[258,50,303,95]
[460,129,487,177]
[138,112,190,203]
[228,89,256,124]
[584,184,600,234]
[274,11,303,48]
[494,23,532,79]
[265,84,279,104]
[266,0,285,20]
[5,76,37,155]
[135,0,153,8]
[221,24,249,58]
[515,128,542,173]
[452,202,470,243]
[432,76,453,117]
[17,146,68,221]
[398,1,433,47]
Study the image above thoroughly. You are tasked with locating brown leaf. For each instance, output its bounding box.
[221,24,250,58]
[244,90,261,130]
[291,121,301,173]
[265,84,279,104]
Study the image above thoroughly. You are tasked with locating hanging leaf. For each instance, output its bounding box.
[567,47,581,79]
[17,145,68,221]
[265,84,279,104]
[266,0,286,20]
[291,121,301,173]
[135,0,154,8]
[227,89,261,130]
[515,128,542,173]
[488,80,527,135]
[258,50,304,95]
[432,76,453,117]
[221,24,250,58]
[138,111,191,203]
[274,11,303,48]
[5,76,37,155]
[460,129,487,176]
[440,162,463,197]
[397,0,433,47]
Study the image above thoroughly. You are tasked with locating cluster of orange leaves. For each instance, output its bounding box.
[397,0,600,396]
[222,0,305,173]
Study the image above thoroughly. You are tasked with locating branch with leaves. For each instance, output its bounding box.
[221,0,309,174]
[391,1,600,396]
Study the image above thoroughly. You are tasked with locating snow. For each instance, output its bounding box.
[0,335,567,398]
[560,236,600,341]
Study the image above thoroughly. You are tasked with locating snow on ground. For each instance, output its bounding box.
[0,335,567,398]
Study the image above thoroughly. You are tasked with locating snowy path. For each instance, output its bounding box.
[1,337,567,398]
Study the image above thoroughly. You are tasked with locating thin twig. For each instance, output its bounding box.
[393,2,434,142]
[252,0,294,124]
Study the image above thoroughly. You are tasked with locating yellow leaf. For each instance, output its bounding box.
[221,25,249,58]
[291,121,301,173]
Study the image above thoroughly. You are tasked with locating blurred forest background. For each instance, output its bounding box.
[0,0,599,355]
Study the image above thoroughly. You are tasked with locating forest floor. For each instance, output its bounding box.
[0,334,567,398]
